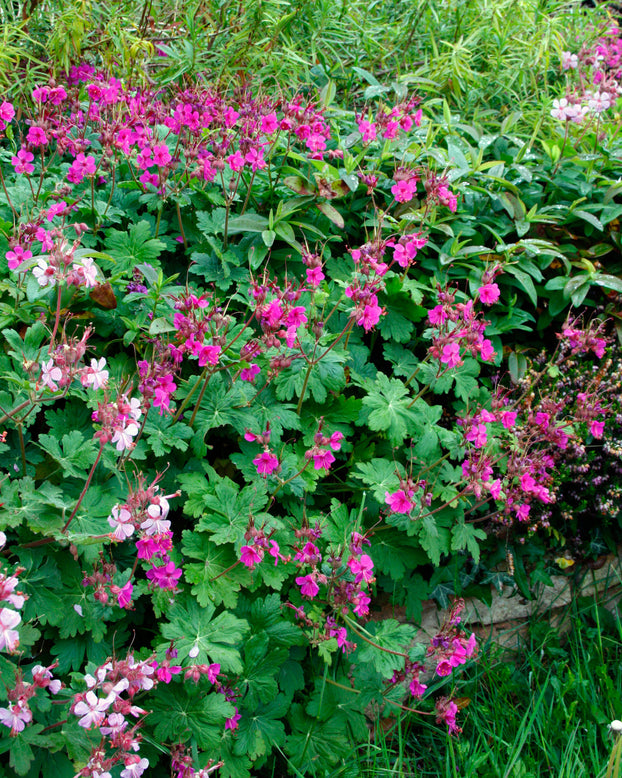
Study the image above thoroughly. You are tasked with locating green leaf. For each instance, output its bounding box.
[354,458,399,503]
[316,200,345,228]
[451,522,487,562]
[227,212,270,235]
[182,531,247,608]
[104,220,165,268]
[356,619,415,676]
[160,596,249,672]
[418,514,449,566]
[37,431,98,479]
[239,633,287,708]
[152,685,234,749]
[145,414,193,456]
[235,695,288,760]
[197,477,270,545]
[571,209,604,232]
[360,373,419,445]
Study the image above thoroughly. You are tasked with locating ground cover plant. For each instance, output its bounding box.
[1,1,622,777]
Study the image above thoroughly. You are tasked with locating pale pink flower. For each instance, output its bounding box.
[82,357,109,390]
[74,690,115,729]
[40,359,63,391]
[108,505,134,540]
[0,608,20,652]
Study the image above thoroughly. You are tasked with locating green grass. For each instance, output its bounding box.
[340,591,622,778]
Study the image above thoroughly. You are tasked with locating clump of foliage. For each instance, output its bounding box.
[0,61,614,777]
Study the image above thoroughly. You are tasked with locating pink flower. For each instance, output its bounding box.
[296,574,319,598]
[261,112,278,134]
[197,344,221,367]
[358,119,377,142]
[590,420,605,438]
[440,342,462,368]
[74,690,115,729]
[0,702,31,735]
[391,178,417,203]
[478,283,500,305]
[11,149,34,174]
[6,245,32,270]
[108,505,134,540]
[240,363,260,381]
[240,545,263,570]
[82,357,109,390]
[0,101,15,123]
[385,490,414,514]
[409,677,427,698]
[312,449,335,471]
[348,554,374,584]
[227,150,244,171]
[120,757,149,778]
[40,359,63,391]
[27,126,48,146]
[306,266,325,286]
[145,561,182,590]
[116,581,133,609]
[152,143,172,166]
[328,431,344,450]
[253,451,279,476]
[357,302,383,331]
[501,410,517,429]
[225,710,241,731]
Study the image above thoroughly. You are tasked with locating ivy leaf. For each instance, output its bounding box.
[160,595,249,672]
[451,522,487,563]
[359,373,419,444]
[234,695,288,761]
[104,220,165,269]
[37,431,98,479]
[152,685,234,749]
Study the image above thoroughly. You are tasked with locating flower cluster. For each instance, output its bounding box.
[0,532,25,656]
[70,653,158,778]
[427,285,496,369]
[0,664,62,736]
[106,481,181,599]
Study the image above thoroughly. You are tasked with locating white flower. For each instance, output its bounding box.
[588,90,612,113]
[120,757,149,778]
[32,258,54,287]
[111,422,139,452]
[561,51,578,70]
